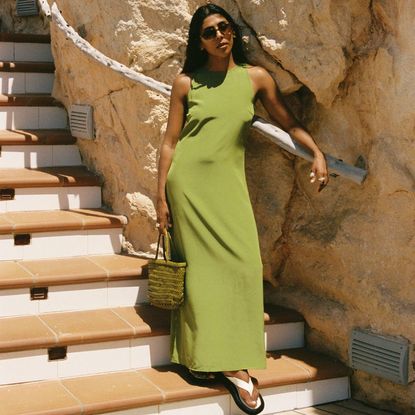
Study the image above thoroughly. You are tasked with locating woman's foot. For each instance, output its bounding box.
[222,369,259,409]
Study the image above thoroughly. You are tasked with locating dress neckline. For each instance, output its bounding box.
[199,64,240,74]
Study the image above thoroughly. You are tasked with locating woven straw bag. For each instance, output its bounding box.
[148,228,186,310]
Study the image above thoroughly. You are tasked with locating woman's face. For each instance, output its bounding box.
[199,13,234,59]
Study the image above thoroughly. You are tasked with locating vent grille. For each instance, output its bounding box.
[69,105,94,139]
[16,0,39,16]
[350,328,410,384]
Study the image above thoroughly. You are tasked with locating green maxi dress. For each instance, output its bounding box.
[165,64,267,372]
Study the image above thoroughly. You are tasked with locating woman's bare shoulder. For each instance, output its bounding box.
[172,72,192,97]
[246,65,271,80]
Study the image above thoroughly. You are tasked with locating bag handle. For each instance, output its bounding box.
[155,228,172,261]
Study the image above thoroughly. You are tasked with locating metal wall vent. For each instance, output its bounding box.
[349,328,411,385]
[69,105,94,139]
[16,0,39,17]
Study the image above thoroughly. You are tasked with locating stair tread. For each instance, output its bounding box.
[0,165,101,188]
[0,348,351,415]
[0,33,51,43]
[0,303,303,352]
[0,254,148,289]
[0,93,62,107]
[0,208,127,235]
[0,129,75,145]
[0,60,54,72]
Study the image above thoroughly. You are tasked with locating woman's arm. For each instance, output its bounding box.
[248,66,329,191]
[156,73,190,231]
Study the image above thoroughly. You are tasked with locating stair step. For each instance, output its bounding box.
[0,93,61,106]
[0,61,54,72]
[0,106,67,129]
[0,305,169,352]
[0,208,126,235]
[0,255,149,316]
[0,33,51,43]
[0,166,99,187]
[0,209,124,260]
[0,254,148,289]
[0,305,305,384]
[0,348,351,415]
[0,304,302,353]
[0,129,75,145]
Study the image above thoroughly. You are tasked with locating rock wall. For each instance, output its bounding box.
[47,0,414,413]
[0,0,49,34]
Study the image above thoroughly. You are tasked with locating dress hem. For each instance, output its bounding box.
[170,357,267,372]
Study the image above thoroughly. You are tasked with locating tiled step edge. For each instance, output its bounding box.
[0,208,127,235]
[0,348,352,415]
[0,33,51,43]
[0,254,148,289]
[0,304,303,352]
[0,129,75,145]
[0,166,101,188]
[0,93,62,106]
[0,61,54,72]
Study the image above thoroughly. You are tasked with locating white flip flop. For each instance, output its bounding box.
[219,372,265,414]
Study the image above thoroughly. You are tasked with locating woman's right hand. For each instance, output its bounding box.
[156,198,172,233]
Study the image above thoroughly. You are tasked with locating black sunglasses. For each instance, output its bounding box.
[200,21,232,40]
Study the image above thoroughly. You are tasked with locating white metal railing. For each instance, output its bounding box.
[37,0,367,184]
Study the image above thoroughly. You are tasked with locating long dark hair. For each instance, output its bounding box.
[181,4,248,74]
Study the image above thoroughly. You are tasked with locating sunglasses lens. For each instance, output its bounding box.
[201,22,231,40]
[202,27,216,40]
[218,22,230,33]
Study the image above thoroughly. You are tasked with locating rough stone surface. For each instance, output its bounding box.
[0,0,49,34]
[46,0,414,413]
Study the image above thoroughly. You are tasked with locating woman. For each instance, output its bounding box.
[156,4,328,414]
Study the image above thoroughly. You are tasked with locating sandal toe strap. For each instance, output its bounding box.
[224,375,254,395]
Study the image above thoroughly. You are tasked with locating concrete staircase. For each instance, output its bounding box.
[0,32,352,415]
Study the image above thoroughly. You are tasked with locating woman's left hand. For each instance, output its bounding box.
[310,151,329,192]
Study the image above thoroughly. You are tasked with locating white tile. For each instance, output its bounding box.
[0,201,6,213]
[22,231,88,260]
[0,288,38,317]
[39,282,108,313]
[39,107,68,129]
[256,384,297,414]
[103,407,159,415]
[160,394,230,415]
[58,340,130,378]
[130,335,171,369]
[0,235,24,260]
[7,188,61,212]
[14,43,53,62]
[25,73,54,94]
[87,228,123,255]
[6,186,101,212]
[265,322,304,352]
[0,145,53,168]
[0,42,14,61]
[52,145,82,166]
[64,186,102,209]
[0,73,25,94]
[0,107,39,129]
[0,348,58,385]
[296,377,350,407]
[108,279,148,307]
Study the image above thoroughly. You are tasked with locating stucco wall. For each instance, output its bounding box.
[47,1,414,413]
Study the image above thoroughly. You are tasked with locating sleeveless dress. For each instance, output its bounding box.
[165,64,266,372]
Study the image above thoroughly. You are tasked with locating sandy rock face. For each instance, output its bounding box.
[48,0,414,412]
[0,0,49,34]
